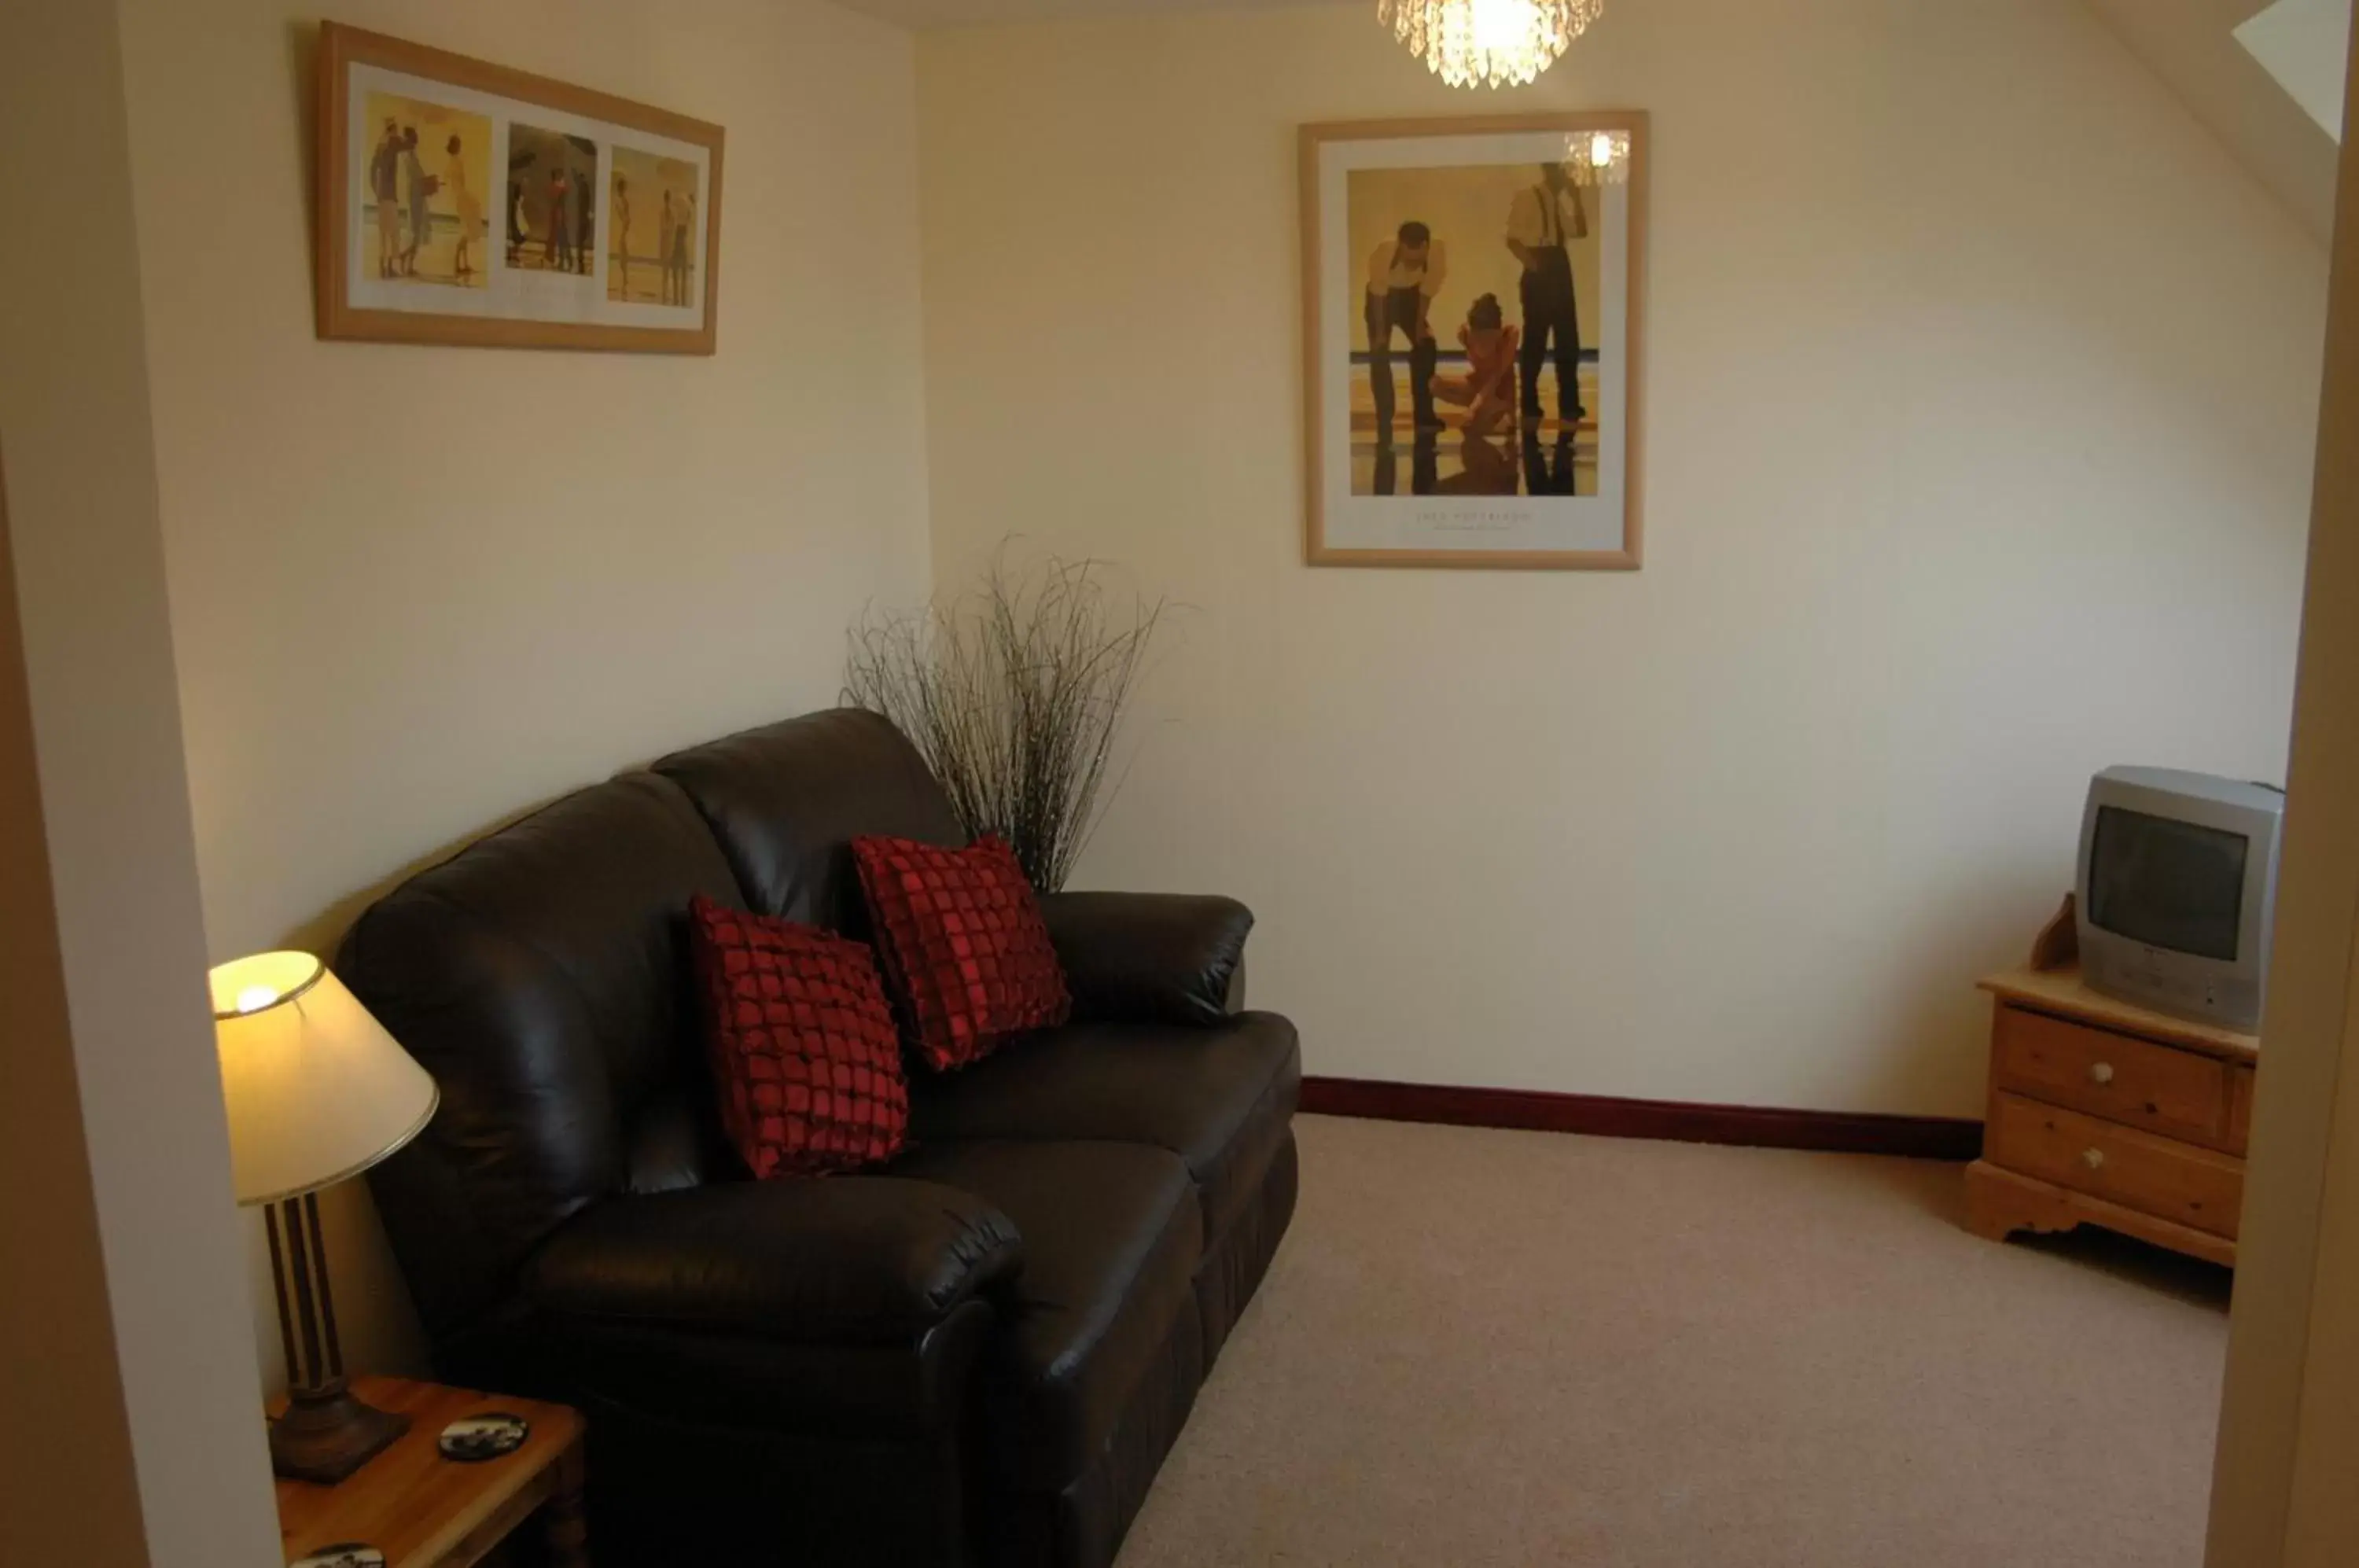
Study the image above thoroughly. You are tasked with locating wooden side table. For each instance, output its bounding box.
[273,1376,587,1567]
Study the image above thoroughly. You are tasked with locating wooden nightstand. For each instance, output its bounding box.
[272,1376,587,1567]
[1963,963,2257,1267]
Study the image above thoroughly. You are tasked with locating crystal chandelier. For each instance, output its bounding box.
[1378,0,1604,90]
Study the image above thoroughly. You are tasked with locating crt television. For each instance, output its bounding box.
[2074,766,2284,1032]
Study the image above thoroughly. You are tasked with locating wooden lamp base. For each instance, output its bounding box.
[270,1378,411,1484]
[265,1190,410,1484]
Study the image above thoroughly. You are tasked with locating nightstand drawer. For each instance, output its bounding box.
[1993,1004,2229,1146]
[1986,1092,2243,1239]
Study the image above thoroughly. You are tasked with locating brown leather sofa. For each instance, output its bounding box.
[338,708,1300,1568]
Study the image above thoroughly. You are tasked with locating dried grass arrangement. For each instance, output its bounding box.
[843,552,1165,893]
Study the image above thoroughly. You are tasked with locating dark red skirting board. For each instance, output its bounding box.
[1298,1076,1984,1161]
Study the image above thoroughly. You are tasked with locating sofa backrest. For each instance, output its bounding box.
[652,707,966,937]
[338,708,967,1341]
[340,770,745,1336]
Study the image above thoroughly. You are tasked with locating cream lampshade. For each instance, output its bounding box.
[211,951,438,1205]
[209,951,437,1484]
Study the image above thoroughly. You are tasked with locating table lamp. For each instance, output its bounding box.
[209,951,439,1484]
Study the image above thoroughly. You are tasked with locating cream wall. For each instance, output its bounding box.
[917,0,2327,1116]
[116,0,936,1383]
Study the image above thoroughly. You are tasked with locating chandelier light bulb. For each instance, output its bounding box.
[1378,0,1603,90]
[1564,127,1631,186]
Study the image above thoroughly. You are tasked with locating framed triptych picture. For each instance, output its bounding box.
[1300,112,1648,569]
[315,22,724,354]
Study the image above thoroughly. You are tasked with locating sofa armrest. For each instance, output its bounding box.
[1039,891,1253,1028]
[524,1176,1022,1344]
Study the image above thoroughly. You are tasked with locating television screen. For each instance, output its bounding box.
[2087,805,2249,961]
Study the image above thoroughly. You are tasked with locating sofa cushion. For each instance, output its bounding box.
[652,709,966,940]
[340,771,744,1336]
[855,834,1072,1071]
[889,1139,1201,1491]
[907,1012,1300,1246]
[524,1174,1021,1344]
[688,897,909,1176]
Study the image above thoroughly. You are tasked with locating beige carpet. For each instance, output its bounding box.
[1117,1113,2230,1568]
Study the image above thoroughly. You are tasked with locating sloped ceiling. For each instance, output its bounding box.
[2084,0,2341,240]
[2236,0,2350,137]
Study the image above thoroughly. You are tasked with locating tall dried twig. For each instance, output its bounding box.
[843,549,1164,892]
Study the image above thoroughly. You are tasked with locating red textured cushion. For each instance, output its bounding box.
[687,896,909,1176]
[852,834,1073,1071]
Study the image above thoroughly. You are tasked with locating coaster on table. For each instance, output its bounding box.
[436,1412,530,1462]
[292,1547,386,1568]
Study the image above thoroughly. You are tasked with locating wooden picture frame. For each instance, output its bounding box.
[1300,113,1648,569]
[315,22,724,353]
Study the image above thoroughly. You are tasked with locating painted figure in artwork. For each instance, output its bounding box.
[546,167,573,272]
[358,93,488,289]
[370,119,403,278]
[505,127,598,278]
[667,189,695,306]
[1522,425,1579,496]
[608,147,698,306]
[574,175,595,276]
[1437,431,1519,495]
[1433,292,1521,440]
[399,127,434,277]
[660,192,678,303]
[611,175,632,294]
[1505,162,1588,425]
[1364,219,1445,436]
[444,134,482,281]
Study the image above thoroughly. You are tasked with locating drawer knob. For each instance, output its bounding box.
[2089,1062,2115,1085]
[2081,1147,2107,1171]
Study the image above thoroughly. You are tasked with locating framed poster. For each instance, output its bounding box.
[315,22,723,353]
[1300,113,1647,569]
